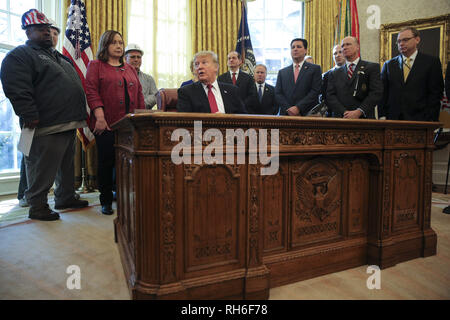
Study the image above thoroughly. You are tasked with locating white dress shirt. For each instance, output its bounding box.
[402,50,418,69]
[346,57,360,69]
[229,70,239,82]
[201,80,225,113]
[292,60,305,74]
[256,82,265,99]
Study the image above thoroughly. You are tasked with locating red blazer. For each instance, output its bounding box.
[85,59,145,130]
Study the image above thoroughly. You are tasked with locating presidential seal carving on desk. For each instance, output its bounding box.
[296,165,340,223]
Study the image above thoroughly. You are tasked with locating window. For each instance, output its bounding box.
[0,0,40,175]
[128,0,189,89]
[247,0,304,86]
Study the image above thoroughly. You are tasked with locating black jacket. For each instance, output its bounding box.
[326,60,382,119]
[380,52,444,121]
[176,81,247,114]
[218,70,254,106]
[246,83,278,115]
[0,40,87,128]
[275,62,322,115]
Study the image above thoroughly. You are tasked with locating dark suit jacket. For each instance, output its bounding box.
[275,62,322,115]
[320,67,339,104]
[246,83,278,115]
[446,62,450,98]
[176,81,247,114]
[380,52,444,121]
[218,70,254,106]
[326,60,382,119]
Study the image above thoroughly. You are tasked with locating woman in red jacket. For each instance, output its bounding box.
[85,30,145,215]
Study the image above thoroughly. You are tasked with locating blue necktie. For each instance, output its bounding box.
[258,84,263,102]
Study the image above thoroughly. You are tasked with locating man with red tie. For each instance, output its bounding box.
[326,36,383,119]
[176,51,247,114]
[275,38,322,116]
[218,51,254,106]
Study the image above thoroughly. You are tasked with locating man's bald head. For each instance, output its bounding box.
[341,36,360,61]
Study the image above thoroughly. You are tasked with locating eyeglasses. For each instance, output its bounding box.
[397,37,415,44]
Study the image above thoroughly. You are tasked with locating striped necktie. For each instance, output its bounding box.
[347,63,355,79]
[403,57,411,81]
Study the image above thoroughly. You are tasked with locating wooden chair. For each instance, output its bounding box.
[156,88,178,112]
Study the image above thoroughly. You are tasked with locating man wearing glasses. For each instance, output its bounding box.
[380,27,444,121]
[125,44,158,109]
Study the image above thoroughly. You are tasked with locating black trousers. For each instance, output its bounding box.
[95,130,115,206]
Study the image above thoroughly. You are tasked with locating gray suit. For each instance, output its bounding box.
[326,60,382,119]
[275,62,322,115]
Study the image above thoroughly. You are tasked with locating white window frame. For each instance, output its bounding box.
[0,0,64,195]
[247,0,305,86]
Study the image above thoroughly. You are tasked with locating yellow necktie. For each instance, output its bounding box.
[403,57,411,81]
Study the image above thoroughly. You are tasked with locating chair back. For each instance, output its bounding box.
[156,88,178,112]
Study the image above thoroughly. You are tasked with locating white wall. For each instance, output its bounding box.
[357,0,450,64]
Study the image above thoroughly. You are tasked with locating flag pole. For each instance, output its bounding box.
[241,0,245,61]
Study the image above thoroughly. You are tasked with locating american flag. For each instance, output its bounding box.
[62,0,95,149]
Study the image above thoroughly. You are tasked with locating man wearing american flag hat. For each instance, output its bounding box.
[0,9,89,221]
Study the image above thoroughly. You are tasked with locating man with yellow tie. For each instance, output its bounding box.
[380,27,444,121]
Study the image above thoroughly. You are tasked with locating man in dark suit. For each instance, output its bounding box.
[321,44,345,104]
[327,36,382,119]
[246,64,278,115]
[380,27,444,121]
[275,38,322,116]
[217,51,254,105]
[176,50,246,114]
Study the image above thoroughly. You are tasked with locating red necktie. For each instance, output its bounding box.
[347,63,355,79]
[207,84,219,113]
[294,64,299,83]
[232,72,237,85]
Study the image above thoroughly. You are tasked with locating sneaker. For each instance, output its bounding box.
[29,205,60,221]
[19,197,29,207]
[54,199,89,210]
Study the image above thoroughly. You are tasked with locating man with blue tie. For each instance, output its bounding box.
[246,64,278,115]
[380,27,444,121]
[326,36,382,119]
[275,38,322,116]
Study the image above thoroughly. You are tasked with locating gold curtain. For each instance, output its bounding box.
[191,0,242,74]
[304,0,339,73]
[64,0,127,191]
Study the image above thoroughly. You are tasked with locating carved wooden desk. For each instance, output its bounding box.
[111,112,439,299]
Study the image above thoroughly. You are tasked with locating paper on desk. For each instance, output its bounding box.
[18,128,35,157]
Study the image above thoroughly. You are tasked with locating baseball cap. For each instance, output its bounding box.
[21,9,51,30]
[125,43,144,56]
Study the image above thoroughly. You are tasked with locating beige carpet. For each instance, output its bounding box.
[0,192,449,300]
